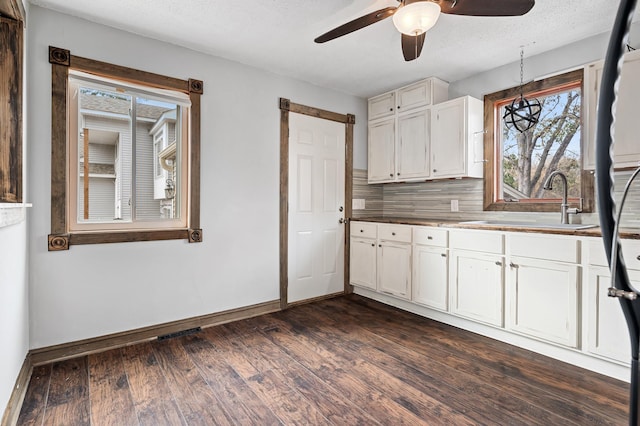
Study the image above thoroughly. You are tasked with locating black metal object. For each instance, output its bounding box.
[595,0,639,424]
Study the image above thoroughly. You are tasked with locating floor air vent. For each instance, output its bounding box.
[157,327,202,341]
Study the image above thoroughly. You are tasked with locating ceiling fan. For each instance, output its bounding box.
[314,0,536,61]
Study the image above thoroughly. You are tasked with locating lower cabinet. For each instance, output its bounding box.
[586,266,634,363]
[450,250,504,327]
[413,244,448,311]
[377,241,411,299]
[507,256,579,348]
[350,237,377,290]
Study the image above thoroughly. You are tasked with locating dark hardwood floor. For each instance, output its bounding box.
[17,295,629,425]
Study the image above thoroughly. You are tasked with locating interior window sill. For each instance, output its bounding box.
[0,203,31,228]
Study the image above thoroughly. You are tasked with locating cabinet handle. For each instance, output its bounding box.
[427,236,433,240]
[495,261,502,266]
[441,253,447,257]
[510,262,519,268]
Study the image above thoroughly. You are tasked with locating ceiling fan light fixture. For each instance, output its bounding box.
[392,1,441,36]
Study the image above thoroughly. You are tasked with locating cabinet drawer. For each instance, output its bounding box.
[510,234,578,264]
[378,224,412,243]
[587,238,640,269]
[450,229,503,254]
[350,222,377,239]
[413,227,447,247]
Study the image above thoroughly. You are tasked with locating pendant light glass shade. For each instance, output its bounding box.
[393,2,441,36]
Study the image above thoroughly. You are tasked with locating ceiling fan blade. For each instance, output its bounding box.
[401,33,426,62]
[314,7,397,43]
[439,0,535,16]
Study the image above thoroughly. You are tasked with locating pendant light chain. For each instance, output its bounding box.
[502,46,542,133]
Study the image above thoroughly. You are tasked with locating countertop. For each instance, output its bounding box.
[351,216,640,240]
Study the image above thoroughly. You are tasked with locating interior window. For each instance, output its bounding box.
[48,47,202,250]
[483,69,593,213]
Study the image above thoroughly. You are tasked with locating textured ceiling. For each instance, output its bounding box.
[29,0,639,98]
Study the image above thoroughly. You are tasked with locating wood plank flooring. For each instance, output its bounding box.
[17,295,629,425]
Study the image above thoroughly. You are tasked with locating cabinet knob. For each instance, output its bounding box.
[433,169,437,173]
[389,173,393,177]
[397,173,400,176]
[371,243,375,247]
[378,244,382,247]
[427,236,433,240]
[441,253,447,257]
[397,106,400,109]
[392,232,396,236]
[637,255,640,261]
[360,229,364,232]
[495,261,502,266]
[510,262,519,268]
[389,108,393,111]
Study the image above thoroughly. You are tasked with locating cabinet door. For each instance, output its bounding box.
[450,250,504,326]
[368,118,395,183]
[587,266,635,363]
[413,245,448,311]
[350,238,377,290]
[397,109,430,180]
[431,99,465,177]
[377,241,411,299]
[586,50,640,169]
[507,257,579,348]
[397,80,431,112]
[368,92,395,121]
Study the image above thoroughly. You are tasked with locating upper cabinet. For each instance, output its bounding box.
[431,96,484,179]
[367,78,483,184]
[585,49,640,169]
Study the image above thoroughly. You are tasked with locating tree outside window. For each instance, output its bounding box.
[483,69,593,213]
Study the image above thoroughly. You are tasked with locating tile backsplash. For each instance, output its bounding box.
[352,168,640,228]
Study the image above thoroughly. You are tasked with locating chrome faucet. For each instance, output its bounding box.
[543,170,579,224]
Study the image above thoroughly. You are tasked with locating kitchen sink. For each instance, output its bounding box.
[459,220,598,230]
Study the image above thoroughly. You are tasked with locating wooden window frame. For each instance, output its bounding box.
[48,47,203,250]
[483,69,594,213]
[0,12,23,203]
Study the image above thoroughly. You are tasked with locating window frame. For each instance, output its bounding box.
[0,14,23,204]
[48,46,203,250]
[483,69,594,213]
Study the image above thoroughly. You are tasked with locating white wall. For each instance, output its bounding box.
[450,22,640,99]
[1,0,30,418]
[27,5,367,349]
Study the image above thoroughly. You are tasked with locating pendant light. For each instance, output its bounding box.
[503,48,541,132]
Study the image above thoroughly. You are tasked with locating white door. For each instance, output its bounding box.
[288,113,346,303]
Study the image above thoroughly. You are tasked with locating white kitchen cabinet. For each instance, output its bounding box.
[412,227,448,311]
[508,256,579,348]
[585,49,640,169]
[506,234,580,348]
[449,229,504,326]
[368,91,396,121]
[367,77,448,184]
[377,240,412,299]
[431,96,484,179]
[368,118,396,182]
[450,250,504,326]
[350,237,377,290]
[586,266,634,363]
[349,222,412,299]
[397,109,430,180]
[349,222,378,290]
[584,238,640,363]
